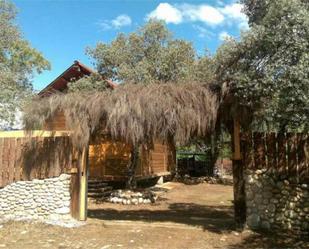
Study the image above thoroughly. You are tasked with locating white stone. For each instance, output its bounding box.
[156,176,164,185]
[55,207,70,215]
[59,174,71,181]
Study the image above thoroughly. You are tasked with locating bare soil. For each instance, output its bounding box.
[0,183,307,249]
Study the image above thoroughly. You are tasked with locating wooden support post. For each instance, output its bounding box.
[232,118,246,229]
[79,145,88,221]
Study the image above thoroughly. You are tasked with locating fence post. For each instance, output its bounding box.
[79,145,89,221]
[232,118,246,229]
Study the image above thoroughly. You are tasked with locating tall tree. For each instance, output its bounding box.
[86,20,198,84]
[0,0,50,129]
[217,0,309,131]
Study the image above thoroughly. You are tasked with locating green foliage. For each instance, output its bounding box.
[0,0,50,128]
[87,20,211,84]
[67,73,109,93]
[241,0,309,26]
[217,0,309,131]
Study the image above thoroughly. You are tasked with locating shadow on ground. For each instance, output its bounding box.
[227,230,309,249]
[88,202,235,233]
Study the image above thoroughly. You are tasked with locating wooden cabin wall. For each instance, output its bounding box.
[89,136,131,179]
[44,114,176,180]
[89,136,176,180]
[44,111,67,131]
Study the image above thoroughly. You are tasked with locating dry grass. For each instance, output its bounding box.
[23,82,219,148]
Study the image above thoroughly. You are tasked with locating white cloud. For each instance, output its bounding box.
[146,2,248,29]
[220,3,248,30]
[111,14,132,28]
[98,14,132,30]
[193,25,215,38]
[182,4,224,25]
[220,3,245,20]
[147,3,224,25]
[219,31,231,41]
[147,3,182,24]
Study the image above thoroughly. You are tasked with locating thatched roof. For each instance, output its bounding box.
[24,82,219,148]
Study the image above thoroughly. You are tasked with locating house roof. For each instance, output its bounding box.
[38,60,117,97]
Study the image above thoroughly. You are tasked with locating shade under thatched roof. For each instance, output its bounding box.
[24,82,219,149]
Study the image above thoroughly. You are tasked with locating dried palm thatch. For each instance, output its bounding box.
[23,82,219,149]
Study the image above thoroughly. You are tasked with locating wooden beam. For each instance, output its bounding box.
[0,130,71,138]
[79,145,89,221]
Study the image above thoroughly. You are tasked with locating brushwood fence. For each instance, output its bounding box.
[241,132,309,183]
[0,131,76,188]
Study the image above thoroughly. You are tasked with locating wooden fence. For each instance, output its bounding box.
[0,131,76,187]
[241,132,309,183]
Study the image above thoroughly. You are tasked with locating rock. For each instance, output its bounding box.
[55,207,70,215]
[255,170,263,175]
[143,199,151,204]
[247,214,260,228]
[59,174,71,181]
[262,191,272,199]
[261,221,270,230]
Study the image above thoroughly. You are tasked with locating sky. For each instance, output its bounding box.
[13,0,248,91]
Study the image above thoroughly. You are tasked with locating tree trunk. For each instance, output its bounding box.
[231,119,246,229]
[232,158,246,229]
[126,145,139,189]
[205,126,221,176]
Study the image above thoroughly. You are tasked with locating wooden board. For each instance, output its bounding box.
[0,134,74,187]
[88,137,175,180]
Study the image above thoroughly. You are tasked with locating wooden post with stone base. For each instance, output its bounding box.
[232,118,246,229]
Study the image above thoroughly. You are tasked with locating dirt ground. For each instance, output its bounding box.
[0,182,308,249]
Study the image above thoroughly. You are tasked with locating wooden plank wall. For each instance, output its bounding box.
[241,132,309,183]
[89,136,131,178]
[88,135,175,180]
[44,111,67,130]
[0,133,74,188]
[149,143,169,174]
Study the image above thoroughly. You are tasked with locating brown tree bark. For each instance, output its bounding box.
[126,145,139,189]
[232,158,246,229]
[231,119,246,229]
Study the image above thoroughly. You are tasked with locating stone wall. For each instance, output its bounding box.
[0,174,71,222]
[245,169,308,235]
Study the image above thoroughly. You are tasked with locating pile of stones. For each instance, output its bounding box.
[175,175,233,185]
[107,189,157,205]
[245,169,309,234]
